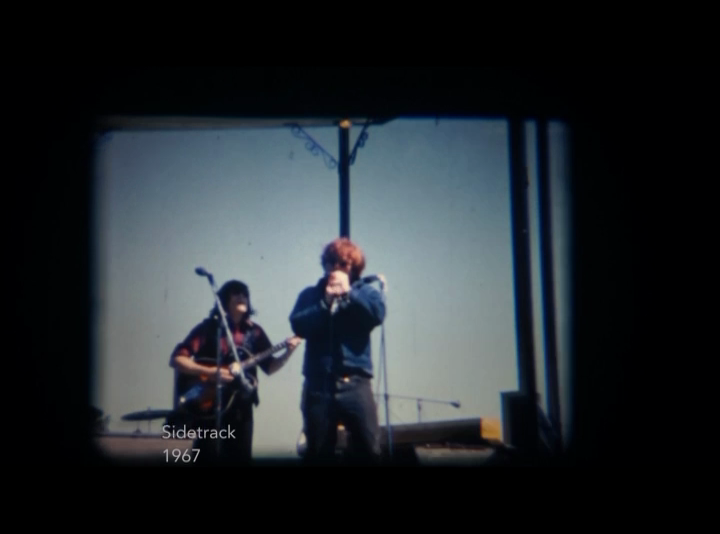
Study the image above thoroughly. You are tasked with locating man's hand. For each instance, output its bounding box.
[286,335,303,351]
[328,270,351,292]
[325,270,351,304]
[217,367,236,383]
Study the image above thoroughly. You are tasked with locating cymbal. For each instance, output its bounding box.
[121,409,175,421]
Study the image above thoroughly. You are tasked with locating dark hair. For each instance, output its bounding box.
[209,280,256,320]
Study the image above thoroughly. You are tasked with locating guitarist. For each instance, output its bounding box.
[169,279,302,464]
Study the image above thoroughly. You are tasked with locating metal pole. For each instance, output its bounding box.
[508,118,539,456]
[380,322,391,458]
[536,118,563,448]
[374,393,460,407]
[339,120,350,238]
[173,368,179,411]
[216,322,223,458]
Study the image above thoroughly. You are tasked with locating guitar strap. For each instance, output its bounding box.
[240,324,256,361]
[241,325,262,408]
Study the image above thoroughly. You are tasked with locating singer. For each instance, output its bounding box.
[170,280,302,465]
[289,237,386,464]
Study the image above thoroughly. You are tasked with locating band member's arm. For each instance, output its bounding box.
[172,354,233,382]
[169,323,233,382]
[338,284,386,327]
[289,287,330,339]
[263,338,301,375]
[254,327,302,375]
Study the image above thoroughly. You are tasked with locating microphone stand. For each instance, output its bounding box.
[373,394,461,423]
[196,267,256,459]
[381,319,391,459]
[372,276,392,459]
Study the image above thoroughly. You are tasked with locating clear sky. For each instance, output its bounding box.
[90,118,572,458]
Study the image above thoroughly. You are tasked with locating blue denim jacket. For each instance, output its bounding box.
[289,276,386,388]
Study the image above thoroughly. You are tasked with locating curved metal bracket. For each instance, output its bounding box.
[289,124,338,170]
[349,120,371,166]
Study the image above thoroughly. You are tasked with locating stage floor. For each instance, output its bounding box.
[92,433,499,466]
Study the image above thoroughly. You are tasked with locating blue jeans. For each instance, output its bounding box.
[302,374,381,464]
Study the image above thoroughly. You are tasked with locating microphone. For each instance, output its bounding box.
[195,267,214,284]
[358,274,386,290]
[329,274,386,315]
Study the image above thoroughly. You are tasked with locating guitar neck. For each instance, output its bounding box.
[243,341,288,368]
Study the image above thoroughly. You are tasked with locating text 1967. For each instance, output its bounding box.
[164,449,200,463]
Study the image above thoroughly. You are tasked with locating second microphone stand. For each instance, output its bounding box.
[373,394,461,423]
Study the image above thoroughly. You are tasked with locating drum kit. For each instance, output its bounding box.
[120,407,186,434]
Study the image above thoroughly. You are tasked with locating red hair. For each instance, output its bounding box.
[321,237,366,282]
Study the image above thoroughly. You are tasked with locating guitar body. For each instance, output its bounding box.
[176,340,290,422]
[177,357,256,421]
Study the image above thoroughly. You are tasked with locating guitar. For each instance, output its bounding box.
[176,339,293,420]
